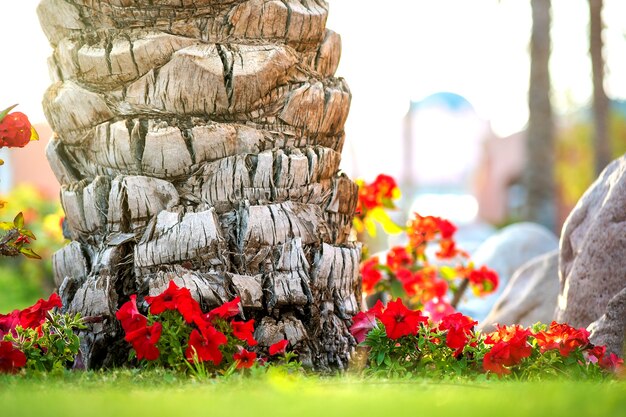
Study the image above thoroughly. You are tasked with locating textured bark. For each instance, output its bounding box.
[523,0,556,232]
[39,0,360,371]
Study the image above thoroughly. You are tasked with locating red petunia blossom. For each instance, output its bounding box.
[386,246,413,271]
[463,265,499,296]
[483,341,514,376]
[378,298,428,340]
[533,321,590,357]
[585,345,606,365]
[361,257,383,294]
[231,319,257,347]
[0,112,34,148]
[269,339,289,356]
[233,348,257,369]
[600,353,624,372]
[145,281,203,324]
[349,309,379,344]
[0,309,20,339]
[585,345,624,372]
[485,325,532,364]
[438,313,477,356]
[18,293,62,329]
[207,297,241,321]
[125,321,162,361]
[0,341,27,373]
[185,324,228,365]
[116,295,148,333]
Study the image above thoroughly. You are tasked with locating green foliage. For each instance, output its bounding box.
[1,372,626,417]
[4,311,85,372]
[0,185,65,311]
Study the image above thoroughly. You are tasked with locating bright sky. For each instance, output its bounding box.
[2,1,626,180]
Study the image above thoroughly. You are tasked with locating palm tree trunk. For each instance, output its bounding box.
[523,0,556,232]
[38,0,360,370]
[589,0,611,175]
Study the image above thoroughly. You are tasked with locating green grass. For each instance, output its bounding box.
[1,371,626,417]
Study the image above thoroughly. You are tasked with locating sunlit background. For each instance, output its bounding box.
[1,1,626,310]
[3,1,626,216]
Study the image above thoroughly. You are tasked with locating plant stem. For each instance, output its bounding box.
[451,278,469,309]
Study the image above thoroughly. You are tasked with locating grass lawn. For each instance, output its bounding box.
[1,371,625,417]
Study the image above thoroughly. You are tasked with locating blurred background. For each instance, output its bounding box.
[1,0,625,311]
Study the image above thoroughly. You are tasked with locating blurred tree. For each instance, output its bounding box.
[523,0,556,232]
[589,0,611,175]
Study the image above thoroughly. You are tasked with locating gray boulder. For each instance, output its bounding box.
[478,250,559,333]
[556,155,626,356]
[457,222,558,322]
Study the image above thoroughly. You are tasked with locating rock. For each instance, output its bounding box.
[556,155,626,345]
[588,286,626,356]
[478,250,559,333]
[456,222,559,322]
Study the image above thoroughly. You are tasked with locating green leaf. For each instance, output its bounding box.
[376,351,386,366]
[0,104,18,123]
[19,247,41,259]
[0,222,14,231]
[13,212,24,229]
[19,229,36,240]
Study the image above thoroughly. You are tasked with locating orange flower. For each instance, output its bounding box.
[406,214,440,250]
[533,321,590,357]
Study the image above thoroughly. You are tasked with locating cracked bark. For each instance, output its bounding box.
[39,0,360,371]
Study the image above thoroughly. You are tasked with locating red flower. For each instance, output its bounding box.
[361,257,383,294]
[19,293,62,329]
[231,319,257,347]
[534,321,590,357]
[125,321,162,361]
[185,324,228,365]
[207,297,241,321]
[349,309,379,344]
[0,309,20,339]
[14,234,31,245]
[436,239,468,259]
[600,353,624,372]
[397,267,447,302]
[438,313,477,355]
[483,342,514,376]
[269,339,289,356]
[464,266,499,296]
[145,281,202,324]
[485,325,532,362]
[0,112,33,148]
[0,341,27,373]
[116,295,148,333]
[378,299,428,340]
[372,174,399,200]
[233,348,257,369]
[585,345,606,365]
[433,217,457,239]
[483,325,532,375]
[386,246,413,271]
